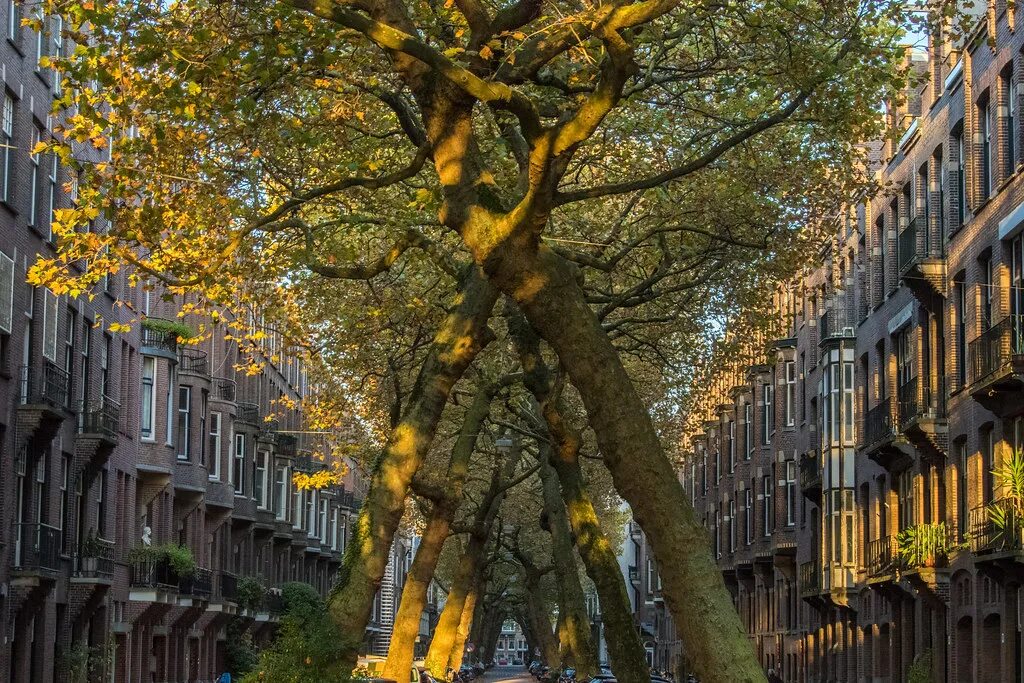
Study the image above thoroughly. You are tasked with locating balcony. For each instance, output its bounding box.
[212,376,236,402]
[897,216,946,304]
[861,398,912,471]
[799,450,821,500]
[968,315,1024,416]
[73,536,115,581]
[897,376,948,459]
[818,307,856,346]
[219,571,238,601]
[865,535,898,578]
[79,395,120,438]
[11,522,61,578]
[178,567,213,601]
[237,401,261,425]
[140,319,179,360]
[178,347,209,376]
[969,500,1024,557]
[628,566,640,584]
[129,557,179,602]
[799,561,821,599]
[277,433,298,457]
[19,364,70,411]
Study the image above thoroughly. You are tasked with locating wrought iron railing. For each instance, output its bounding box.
[897,376,918,426]
[819,307,856,342]
[213,376,236,402]
[73,536,115,577]
[798,561,820,597]
[178,347,209,375]
[12,522,61,572]
[219,571,238,600]
[263,589,285,614]
[129,557,178,589]
[79,395,120,436]
[897,216,929,273]
[628,566,640,583]
[19,364,70,409]
[179,567,212,598]
[237,401,260,424]
[799,450,820,491]
[277,433,297,457]
[969,500,1024,553]
[866,535,898,575]
[863,398,896,446]
[141,320,178,354]
[970,314,1024,385]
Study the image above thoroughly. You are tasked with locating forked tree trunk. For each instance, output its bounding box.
[483,244,763,682]
[448,583,479,670]
[384,382,501,681]
[327,268,497,671]
[509,306,650,683]
[539,459,598,677]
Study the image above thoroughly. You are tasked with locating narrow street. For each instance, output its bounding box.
[483,666,534,683]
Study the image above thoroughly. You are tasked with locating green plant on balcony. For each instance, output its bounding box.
[127,543,197,577]
[236,576,266,611]
[895,522,960,569]
[141,317,197,340]
[989,447,1024,542]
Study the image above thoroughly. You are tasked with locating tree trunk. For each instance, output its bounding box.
[327,267,497,670]
[525,587,559,667]
[425,544,480,677]
[384,380,501,681]
[509,304,650,683]
[539,459,598,677]
[448,583,479,670]
[484,245,763,682]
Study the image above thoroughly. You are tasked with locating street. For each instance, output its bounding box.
[483,666,533,683]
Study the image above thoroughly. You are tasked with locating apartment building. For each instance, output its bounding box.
[681,4,1024,681]
[0,2,377,681]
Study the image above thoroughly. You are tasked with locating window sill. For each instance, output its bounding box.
[6,37,22,57]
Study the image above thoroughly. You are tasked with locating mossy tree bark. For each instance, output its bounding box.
[509,306,650,683]
[327,267,497,671]
[383,379,506,681]
[448,580,480,670]
[538,459,598,677]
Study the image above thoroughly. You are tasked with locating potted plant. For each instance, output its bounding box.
[989,447,1024,549]
[80,532,103,573]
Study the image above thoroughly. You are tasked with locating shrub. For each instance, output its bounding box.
[281,581,323,620]
[241,607,346,683]
[237,576,266,611]
[225,617,259,678]
[141,317,197,340]
[127,543,196,577]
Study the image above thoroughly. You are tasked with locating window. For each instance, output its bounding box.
[980,96,994,201]
[0,92,12,205]
[319,498,329,544]
[141,357,155,440]
[28,126,39,227]
[956,278,967,386]
[96,469,106,537]
[785,460,797,527]
[164,365,172,445]
[1006,68,1017,175]
[761,381,773,445]
[744,403,753,459]
[233,432,245,495]
[982,428,995,505]
[728,498,736,552]
[7,0,17,41]
[255,450,268,509]
[784,360,796,426]
[0,249,13,335]
[33,6,43,69]
[897,470,914,531]
[208,412,221,479]
[744,487,753,545]
[762,475,773,536]
[728,420,735,473]
[957,440,969,541]
[274,462,288,520]
[799,353,806,422]
[59,455,68,552]
[1013,236,1024,352]
[100,334,110,398]
[701,452,707,494]
[981,256,994,329]
[176,386,190,460]
[956,126,966,227]
[51,15,61,95]
[46,151,56,240]
[306,489,316,536]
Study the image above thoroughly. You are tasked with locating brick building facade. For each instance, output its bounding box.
[0,1,403,679]
[683,3,1024,681]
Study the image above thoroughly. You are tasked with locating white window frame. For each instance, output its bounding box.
[28,126,39,227]
[7,0,18,42]
[784,360,796,426]
[42,288,57,362]
[141,357,155,441]
[232,431,245,495]
[208,411,221,479]
[255,449,269,509]
[0,248,13,334]
[785,460,797,527]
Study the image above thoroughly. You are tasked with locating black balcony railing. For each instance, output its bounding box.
[213,376,236,402]
[178,347,209,375]
[799,561,820,597]
[819,307,855,342]
[897,376,918,426]
[799,450,821,491]
[969,315,1024,385]
[73,536,115,577]
[219,571,238,601]
[969,500,1024,554]
[19,364,70,409]
[263,589,285,614]
[79,395,120,436]
[237,401,260,424]
[12,522,61,572]
[866,535,898,576]
[897,375,947,426]
[897,217,928,273]
[277,433,298,457]
[141,320,178,354]
[864,398,896,446]
[129,557,179,589]
[628,566,640,583]
[179,567,212,598]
